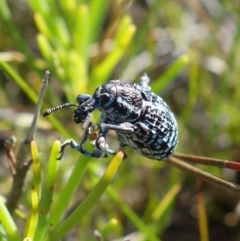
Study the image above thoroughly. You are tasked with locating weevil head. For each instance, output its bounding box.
[73,97,95,124]
[73,83,116,123]
[73,94,94,124]
[93,81,143,123]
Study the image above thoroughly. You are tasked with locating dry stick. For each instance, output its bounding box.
[168,156,240,195]
[173,153,240,172]
[7,71,50,213]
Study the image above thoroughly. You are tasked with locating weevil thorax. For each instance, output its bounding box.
[95,80,143,123]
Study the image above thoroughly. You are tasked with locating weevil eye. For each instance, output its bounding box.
[100,93,111,105]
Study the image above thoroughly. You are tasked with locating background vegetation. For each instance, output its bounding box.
[0,0,240,240]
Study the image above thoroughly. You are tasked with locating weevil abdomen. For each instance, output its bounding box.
[116,93,178,160]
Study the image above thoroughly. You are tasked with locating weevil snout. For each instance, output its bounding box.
[73,97,96,126]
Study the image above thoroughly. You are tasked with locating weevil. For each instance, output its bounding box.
[43,74,178,160]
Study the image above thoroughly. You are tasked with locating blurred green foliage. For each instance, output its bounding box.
[0,0,240,240]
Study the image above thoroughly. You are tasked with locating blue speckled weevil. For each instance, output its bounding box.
[43,74,178,160]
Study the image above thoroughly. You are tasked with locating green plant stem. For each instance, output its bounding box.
[34,139,60,241]
[31,140,41,200]
[52,151,123,241]
[49,156,89,226]
[24,185,39,239]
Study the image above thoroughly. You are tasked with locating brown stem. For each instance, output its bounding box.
[168,156,240,195]
[173,153,240,171]
[6,71,50,213]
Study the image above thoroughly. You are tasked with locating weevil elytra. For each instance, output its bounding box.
[43,74,178,160]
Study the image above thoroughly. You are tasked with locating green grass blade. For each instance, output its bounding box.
[49,155,90,225]
[54,151,123,240]
[0,196,21,241]
[36,33,54,64]
[106,186,160,241]
[0,60,38,104]
[28,0,50,15]
[58,1,77,33]
[151,182,182,222]
[34,13,54,41]
[73,4,89,65]
[34,139,60,241]
[0,0,36,69]
[90,16,136,87]
[89,0,108,43]
[151,54,189,92]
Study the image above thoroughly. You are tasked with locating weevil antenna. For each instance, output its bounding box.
[43,103,78,117]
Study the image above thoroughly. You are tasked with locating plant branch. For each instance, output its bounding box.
[173,153,240,172]
[6,71,50,213]
[168,156,240,195]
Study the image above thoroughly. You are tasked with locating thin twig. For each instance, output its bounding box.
[173,153,240,172]
[168,156,240,195]
[7,71,50,213]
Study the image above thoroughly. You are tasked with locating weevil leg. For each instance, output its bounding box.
[95,114,119,157]
[58,121,131,159]
[58,138,115,159]
[99,121,151,135]
[57,138,95,159]
[80,124,108,158]
[79,126,105,158]
[93,136,127,159]
[94,136,117,157]
[57,125,101,159]
[58,124,111,159]
[96,136,127,159]
[96,122,136,159]
[99,122,135,133]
